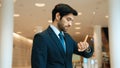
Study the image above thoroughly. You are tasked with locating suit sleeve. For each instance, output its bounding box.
[73,41,94,58]
[31,34,47,68]
[65,33,94,58]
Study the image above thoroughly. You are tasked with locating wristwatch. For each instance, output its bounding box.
[85,47,91,53]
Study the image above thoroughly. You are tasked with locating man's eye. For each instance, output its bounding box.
[67,18,73,21]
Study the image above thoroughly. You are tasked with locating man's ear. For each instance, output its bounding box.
[56,12,61,21]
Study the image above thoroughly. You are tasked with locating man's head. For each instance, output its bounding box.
[52,3,78,32]
[52,3,78,21]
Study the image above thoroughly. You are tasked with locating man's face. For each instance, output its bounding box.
[57,13,74,32]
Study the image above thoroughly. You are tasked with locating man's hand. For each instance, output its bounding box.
[77,35,89,52]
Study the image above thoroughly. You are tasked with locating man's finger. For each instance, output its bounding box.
[84,35,88,42]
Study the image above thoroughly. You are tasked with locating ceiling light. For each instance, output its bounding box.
[14,14,20,17]
[34,29,37,32]
[75,27,81,29]
[48,20,52,23]
[35,3,45,7]
[78,12,82,16]
[74,22,81,25]
[14,0,16,2]
[105,15,109,18]
[0,4,1,7]
[93,11,96,15]
[75,32,80,34]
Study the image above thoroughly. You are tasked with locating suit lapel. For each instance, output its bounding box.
[47,26,66,57]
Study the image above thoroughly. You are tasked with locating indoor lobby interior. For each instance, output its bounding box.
[0,0,120,68]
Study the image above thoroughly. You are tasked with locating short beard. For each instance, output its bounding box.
[57,21,66,32]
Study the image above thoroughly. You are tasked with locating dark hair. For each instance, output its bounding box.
[52,3,78,21]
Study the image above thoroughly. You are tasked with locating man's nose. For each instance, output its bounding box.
[68,22,72,27]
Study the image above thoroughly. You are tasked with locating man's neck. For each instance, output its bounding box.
[51,21,59,31]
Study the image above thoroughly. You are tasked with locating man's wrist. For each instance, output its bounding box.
[85,47,91,53]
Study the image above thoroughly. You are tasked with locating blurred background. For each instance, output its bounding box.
[0,0,110,68]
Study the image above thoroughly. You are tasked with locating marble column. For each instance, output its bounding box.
[0,0,14,68]
[109,0,120,68]
[93,25,102,68]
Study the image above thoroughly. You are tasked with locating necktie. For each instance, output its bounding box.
[59,32,66,53]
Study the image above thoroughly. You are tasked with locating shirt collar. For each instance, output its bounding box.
[50,24,60,37]
[50,24,64,37]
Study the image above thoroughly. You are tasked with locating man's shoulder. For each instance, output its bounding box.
[35,29,48,37]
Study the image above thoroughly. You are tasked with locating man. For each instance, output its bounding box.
[31,3,94,68]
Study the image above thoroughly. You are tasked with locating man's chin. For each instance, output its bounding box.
[63,29,68,32]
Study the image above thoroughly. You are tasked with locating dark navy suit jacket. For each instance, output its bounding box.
[31,26,94,68]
